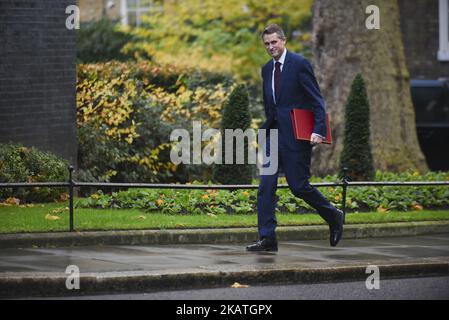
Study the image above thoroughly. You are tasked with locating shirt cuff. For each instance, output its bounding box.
[311,133,325,139]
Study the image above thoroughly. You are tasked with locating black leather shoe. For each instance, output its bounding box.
[329,209,344,247]
[246,238,278,252]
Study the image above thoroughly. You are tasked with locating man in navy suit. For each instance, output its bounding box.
[246,24,344,252]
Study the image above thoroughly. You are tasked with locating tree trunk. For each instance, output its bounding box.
[310,0,428,176]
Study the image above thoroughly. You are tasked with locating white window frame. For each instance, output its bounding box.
[120,0,161,27]
[438,0,449,61]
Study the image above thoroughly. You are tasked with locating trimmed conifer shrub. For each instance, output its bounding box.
[213,84,253,184]
[339,74,375,181]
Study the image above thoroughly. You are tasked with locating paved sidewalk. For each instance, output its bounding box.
[1,233,449,298]
[1,221,449,248]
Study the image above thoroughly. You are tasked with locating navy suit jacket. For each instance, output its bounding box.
[261,50,327,152]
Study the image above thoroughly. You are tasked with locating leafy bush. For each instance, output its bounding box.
[77,18,132,63]
[76,61,237,184]
[0,144,68,202]
[77,185,258,215]
[76,171,449,214]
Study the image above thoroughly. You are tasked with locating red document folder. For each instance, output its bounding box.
[290,109,332,144]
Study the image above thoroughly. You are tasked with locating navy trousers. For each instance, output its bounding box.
[257,123,338,240]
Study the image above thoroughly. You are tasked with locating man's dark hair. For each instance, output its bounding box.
[261,24,286,40]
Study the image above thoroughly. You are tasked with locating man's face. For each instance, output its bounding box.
[263,33,286,61]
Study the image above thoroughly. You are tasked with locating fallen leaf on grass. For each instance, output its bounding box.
[231,282,249,289]
[5,197,20,205]
[376,206,389,213]
[412,204,423,211]
[45,213,61,220]
[51,207,68,214]
[59,193,69,201]
[137,215,147,220]
[18,203,36,208]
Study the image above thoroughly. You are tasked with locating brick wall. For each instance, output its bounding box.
[0,0,77,165]
[399,0,449,79]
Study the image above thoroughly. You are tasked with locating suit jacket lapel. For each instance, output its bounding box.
[265,60,275,105]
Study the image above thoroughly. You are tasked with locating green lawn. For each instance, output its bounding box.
[0,202,449,234]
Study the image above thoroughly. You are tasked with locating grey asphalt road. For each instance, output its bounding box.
[34,276,449,300]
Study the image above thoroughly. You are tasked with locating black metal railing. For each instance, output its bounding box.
[1,166,448,231]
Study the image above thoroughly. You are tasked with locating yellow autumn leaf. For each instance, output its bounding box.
[202,194,209,200]
[45,214,61,220]
[156,199,164,206]
[177,85,186,94]
[377,206,389,213]
[125,136,133,144]
[242,191,249,197]
[302,32,312,42]
[59,193,69,201]
[231,282,249,289]
[5,197,20,206]
[412,204,423,211]
[51,208,69,214]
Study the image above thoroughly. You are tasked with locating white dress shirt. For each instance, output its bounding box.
[272,48,287,104]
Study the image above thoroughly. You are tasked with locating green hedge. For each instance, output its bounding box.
[0,144,68,202]
[76,170,449,214]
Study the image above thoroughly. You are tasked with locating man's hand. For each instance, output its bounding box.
[310,133,323,146]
